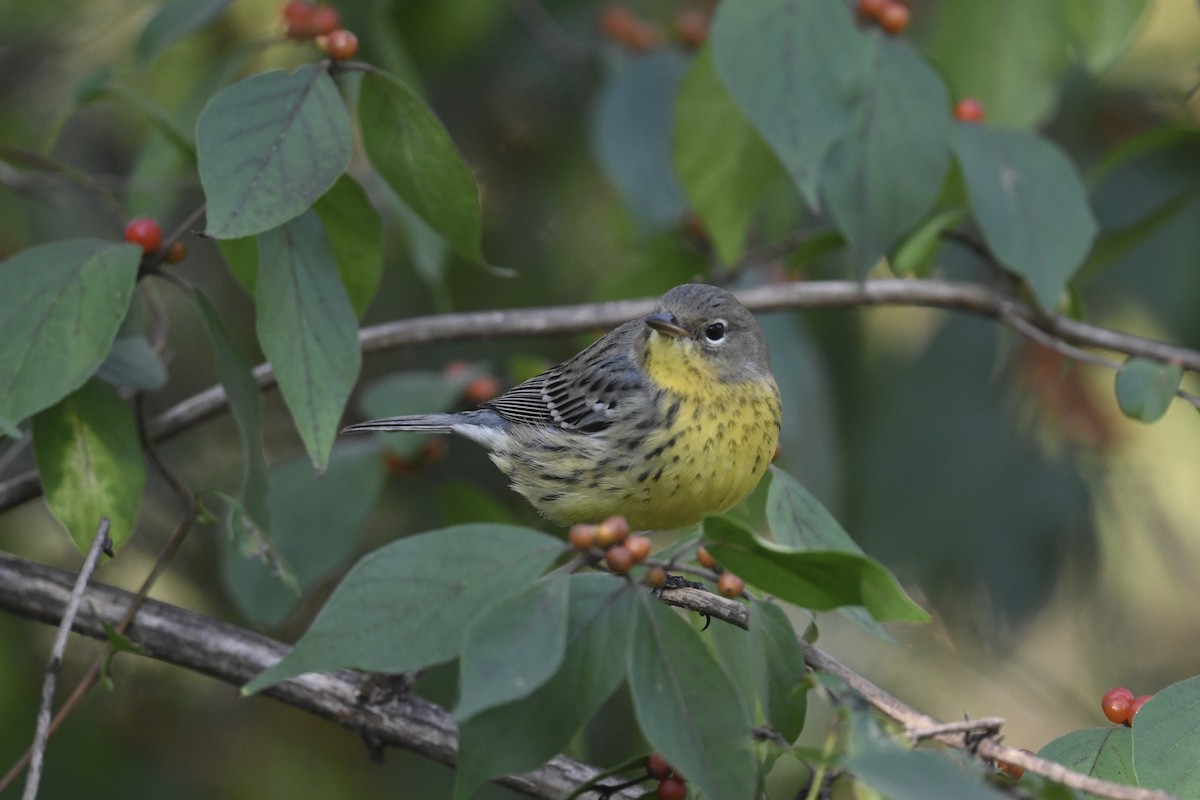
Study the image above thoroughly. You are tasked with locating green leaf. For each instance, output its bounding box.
[454,575,635,800]
[822,38,953,275]
[1060,0,1148,73]
[136,0,232,67]
[32,380,145,552]
[198,65,351,238]
[627,596,758,800]
[221,441,386,628]
[848,748,1008,800]
[890,208,968,277]
[751,599,808,743]
[674,47,780,264]
[359,70,484,263]
[704,515,929,623]
[243,524,563,694]
[440,482,522,526]
[456,571,570,721]
[711,0,870,206]
[952,125,1098,310]
[766,466,862,553]
[592,50,689,231]
[256,211,362,470]
[312,174,383,319]
[0,240,141,429]
[1114,357,1182,423]
[194,290,270,532]
[96,336,167,390]
[1039,726,1134,785]
[218,236,258,296]
[1132,675,1200,794]
[924,0,1069,128]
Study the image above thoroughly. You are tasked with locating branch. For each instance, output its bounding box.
[3,278,1198,513]
[0,552,643,800]
[21,520,110,800]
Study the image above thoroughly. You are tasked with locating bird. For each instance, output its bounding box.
[343,283,782,530]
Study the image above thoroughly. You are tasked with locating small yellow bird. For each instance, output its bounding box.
[343,283,781,530]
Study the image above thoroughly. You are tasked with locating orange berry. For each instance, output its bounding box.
[310,3,341,35]
[626,535,652,563]
[657,775,686,800]
[598,6,661,52]
[165,241,187,263]
[569,524,597,550]
[673,8,709,49]
[283,0,315,38]
[1129,694,1152,724]
[324,28,358,60]
[696,546,717,569]
[1101,687,1134,725]
[382,451,414,475]
[997,750,1031,779]
[464,375,502,405]
[877,1,909,34]
[645,565,667,588]
[954,98,985,123]
[595,516,631,548]
[717,571,744,598]
[606,545,634,574]
[443,360,472,378]
[647,751,674,781]
[857,0,888,19]
[419,437,447,463]
[124,217,162,254]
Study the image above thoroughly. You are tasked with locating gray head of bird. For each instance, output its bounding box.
[642,283,773,383]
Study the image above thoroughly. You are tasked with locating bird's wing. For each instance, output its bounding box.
[483,333,647,433]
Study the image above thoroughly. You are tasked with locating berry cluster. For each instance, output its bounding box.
[597,6,711,52]
[697,546,745,599]
[124,217,186,264]
[570,516,655,575]
[1102,687,1152,726]
[647,752,687,800]
[282,1,358,61]
[856,0,910,35]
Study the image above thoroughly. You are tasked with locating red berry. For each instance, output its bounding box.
[598,6,661,52]
[310,4,341,35]
[568,524,597,550]
[673,9,709,49]
[605,545,634,574]
[464,375,502,405]
[324,28,358,60]
[645,565,667,588]
[283,0,315,38]
[857,0,889,19]
[625,535,652,563]
[1129,695,1152,724]
[165,242,187,263]
[718,571,744,598]
[696,546,717,570]
[1101,687,1134,725]
[657,776,687,800]
[954,98,985,123]
[124,217,163,254]
[877,1,910,34]
[646,752,673,781]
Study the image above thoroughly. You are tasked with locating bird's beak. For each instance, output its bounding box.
[644,312,688,338]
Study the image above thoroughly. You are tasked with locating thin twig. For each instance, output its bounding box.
[908,717,1005,742]
[3,278,1199,514]
[21,519,111,800]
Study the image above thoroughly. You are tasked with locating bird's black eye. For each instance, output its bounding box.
[705,321,726,342]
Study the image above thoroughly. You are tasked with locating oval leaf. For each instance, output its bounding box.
[312,174,383,319]
[751,599,809,743]
[628,596,758,800]
[32,380,146,552]
[674,47,781,264]
[1132,675,1200,794]
[711,0,870,206]
[256,211,362,471]
[96,335,167,390]
[358,70,484,263]
[822,38,952,275]
[952,124,1098,310]
[0,240,140,429]
[454,574,635,800]
[704,515,929,623]
[1039,726,1134,785]
[456,571,571,721]
[198,65,351,238]
[1114,357,1181,423]
[243,524,563,694]
[848,748,1008,800]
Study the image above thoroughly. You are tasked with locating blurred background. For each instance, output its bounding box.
[1,0,1199,797]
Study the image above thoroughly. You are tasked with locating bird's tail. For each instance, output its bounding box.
[342,413,464,435]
